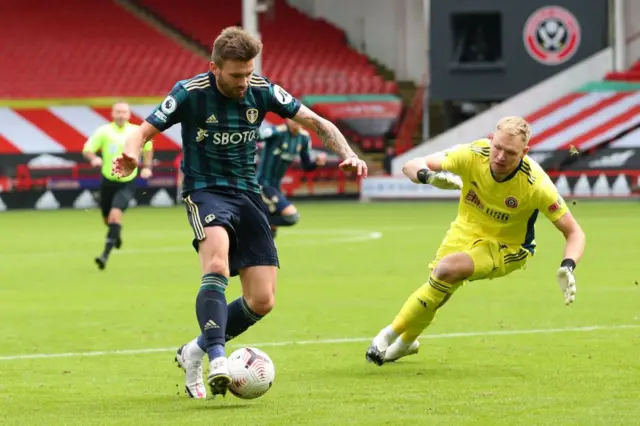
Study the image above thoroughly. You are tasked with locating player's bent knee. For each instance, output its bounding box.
[198,226,231,276]
[433,253,474,283]
[246,293,275,316]
[203,256,229,278]
[240,265,277,315]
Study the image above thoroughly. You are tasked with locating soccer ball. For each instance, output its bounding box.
[227,347,275,399]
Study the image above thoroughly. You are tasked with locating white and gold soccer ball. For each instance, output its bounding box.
[227,347,275,400]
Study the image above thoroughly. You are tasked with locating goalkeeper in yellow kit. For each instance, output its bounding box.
[366,116,586,365]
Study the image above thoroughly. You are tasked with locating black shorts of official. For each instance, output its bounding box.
[260,184,292,215]
[99,178,136,219]
[183,187,279,277]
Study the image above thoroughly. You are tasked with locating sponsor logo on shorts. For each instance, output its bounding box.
[204,214,216,223]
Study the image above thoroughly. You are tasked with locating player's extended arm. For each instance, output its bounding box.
[401,152,461,190]
[291,105,367,176]
[554,211,585,264]
[125,122,159,160]
[402,153,445,180]
[113,122,161,178]
[292,105,354,159]
[552,211,586,305]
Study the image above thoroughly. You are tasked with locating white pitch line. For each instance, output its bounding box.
[0,231,383,257]
[0,324,637,362]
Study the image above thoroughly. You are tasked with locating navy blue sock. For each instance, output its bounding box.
[195,273,228,360]
[225,297,264,341]
[194,297,263,349]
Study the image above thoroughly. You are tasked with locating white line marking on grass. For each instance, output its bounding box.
[1,230,383,257]
[1,324,637,362]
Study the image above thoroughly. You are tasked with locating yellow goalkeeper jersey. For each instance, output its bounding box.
[439,139,569,254]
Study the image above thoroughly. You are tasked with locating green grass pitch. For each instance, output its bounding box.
[1,200,639,425]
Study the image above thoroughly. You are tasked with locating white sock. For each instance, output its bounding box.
[185,337,205,361]
[392,337,412,351]
[374,325,399,349]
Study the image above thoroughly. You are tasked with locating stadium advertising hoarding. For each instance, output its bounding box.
[360,168,640,201]
[359,176,461,201]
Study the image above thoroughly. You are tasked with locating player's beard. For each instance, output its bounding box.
[218,78,246,99]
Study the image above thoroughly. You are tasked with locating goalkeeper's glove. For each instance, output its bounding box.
[557,259,577,305]
[416,168,462,190]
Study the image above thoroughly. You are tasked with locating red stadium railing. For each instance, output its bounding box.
[12,161,361,196]
[14,162,178,191]
[394,74,427,155]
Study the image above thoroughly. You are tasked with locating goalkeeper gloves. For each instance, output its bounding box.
[557,259,577,305]
[416,168,462,190]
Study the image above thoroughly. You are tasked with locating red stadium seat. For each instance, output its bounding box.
[137,0,395,95]
[0,0,206,98]
[0,0,397,98]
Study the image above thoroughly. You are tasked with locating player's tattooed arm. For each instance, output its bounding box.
[292,105,355,159]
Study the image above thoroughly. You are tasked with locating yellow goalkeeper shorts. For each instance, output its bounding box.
[428,237,531,282]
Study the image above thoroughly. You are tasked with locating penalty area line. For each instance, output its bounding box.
[0,324,638,362]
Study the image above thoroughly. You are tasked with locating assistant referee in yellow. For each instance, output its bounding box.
[83,101,153,270]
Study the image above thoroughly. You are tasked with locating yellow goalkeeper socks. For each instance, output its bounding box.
[390,274,457,343]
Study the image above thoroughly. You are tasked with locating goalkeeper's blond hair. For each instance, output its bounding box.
[495,116,532,145]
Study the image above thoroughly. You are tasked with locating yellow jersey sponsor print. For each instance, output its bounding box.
[439,139,568,254]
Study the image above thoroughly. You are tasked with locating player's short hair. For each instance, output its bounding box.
[113,100,129,107]
[211,26,263,66]
[495,116,532,145]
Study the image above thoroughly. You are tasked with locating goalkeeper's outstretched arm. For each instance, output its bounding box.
[401,152,446,183]
[552,211,586,305]
[401,152,461,190]
[553,211,586,267]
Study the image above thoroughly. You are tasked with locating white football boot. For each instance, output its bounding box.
[384,338,420,362]
[365,325,398,366]
[207,356,231,397]
[175,344,207,399]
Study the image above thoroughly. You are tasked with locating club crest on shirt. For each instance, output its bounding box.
[504,196,519,209]
[246,108,259,124]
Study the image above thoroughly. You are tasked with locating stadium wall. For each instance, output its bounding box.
[623,0,640,67]
[286,0,427,83]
